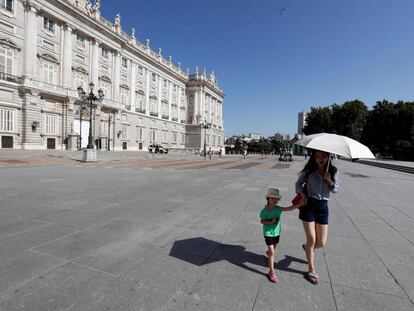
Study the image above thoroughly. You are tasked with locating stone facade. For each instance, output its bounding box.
[0,0,224,151]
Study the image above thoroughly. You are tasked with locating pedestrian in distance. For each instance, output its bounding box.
[219,148,223,158]
[260,188,302,283]
[295,149,340,284]
[304,150,308,160]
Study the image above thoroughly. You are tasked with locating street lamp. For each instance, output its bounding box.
[200,119,211,159]
[77,83,104,149]
[78,103,87,150]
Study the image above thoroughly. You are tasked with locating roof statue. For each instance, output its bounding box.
[114,13,121,27]
[93,0,100,10]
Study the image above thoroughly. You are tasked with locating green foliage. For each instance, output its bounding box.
[304,100,368,141]
[361,100,414,160]
[303,106,333,134]
[304,99,413,160]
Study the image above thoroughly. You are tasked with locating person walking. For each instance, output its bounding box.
[295,149,340,284]
[260,188,300,283]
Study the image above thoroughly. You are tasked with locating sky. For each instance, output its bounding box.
[100,0,414,137]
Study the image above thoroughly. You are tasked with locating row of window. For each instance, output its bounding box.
[1,107,221,147]
[0,108,58,135]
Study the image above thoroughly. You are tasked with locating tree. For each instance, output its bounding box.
[303,106,333,135]
[361,100,414,160]
[331,100,368,140]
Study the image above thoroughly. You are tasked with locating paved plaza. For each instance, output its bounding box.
[0,151,413,311]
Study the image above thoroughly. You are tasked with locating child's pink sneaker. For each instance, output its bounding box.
[268,271,278,283]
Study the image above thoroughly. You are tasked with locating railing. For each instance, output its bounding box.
[161,114,169,119]
[150,112,158,117]
[135,108,146,114]
[171,117,178,122]
[180,120,186,124]
[61,1,189,80]
[0,72,22,84]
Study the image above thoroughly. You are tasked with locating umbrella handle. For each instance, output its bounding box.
[326,155,331,174]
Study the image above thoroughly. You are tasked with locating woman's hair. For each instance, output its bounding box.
[300,150,338,180]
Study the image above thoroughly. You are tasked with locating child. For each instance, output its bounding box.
[260,188,299,282]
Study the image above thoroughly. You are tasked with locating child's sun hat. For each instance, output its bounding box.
[266,188,281,199]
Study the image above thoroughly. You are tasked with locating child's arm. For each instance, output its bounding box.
[282,204,300,212]
[260,217,279,225]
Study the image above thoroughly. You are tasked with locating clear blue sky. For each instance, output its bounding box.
[100,0,414,137]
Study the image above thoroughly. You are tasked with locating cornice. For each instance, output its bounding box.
[0,38,21,50]
[37,53,60,64]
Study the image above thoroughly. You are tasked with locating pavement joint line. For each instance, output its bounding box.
[386,203,414,222]
[0,254,69,301]
[67,260,118,278]
[330,282,413,300]
[342,184,414,247]
[29,248,118,279]
[0,222,50,242]
[332,195,414,305]
[27,229,83,251]
[322,248,339,311]
[250,275,263,311]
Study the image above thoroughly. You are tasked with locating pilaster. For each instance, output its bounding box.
[145,69,150,116]
[112,51,121,101]
[91,40,100,89]
[157,76,162,116]
[62,24,73,87]
[23,3,39,78]
[130,62,136,109]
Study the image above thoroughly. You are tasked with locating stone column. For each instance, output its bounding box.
[62,24,73,87]
[157,76,162,115]
[200,89,205,121]
[145,69,150,116]
[130,62,136,109]
[23,3,38,78]
[91,40,100,88]
[193,89,198,125]
[168,81,172,119]
[112,51,121,101]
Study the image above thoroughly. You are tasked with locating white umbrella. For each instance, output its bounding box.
[295,133,375,159]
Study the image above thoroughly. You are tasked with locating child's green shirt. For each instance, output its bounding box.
[260,205,282,237]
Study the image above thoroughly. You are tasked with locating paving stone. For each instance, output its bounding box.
[325,253,406,297]
[333,284,413,311]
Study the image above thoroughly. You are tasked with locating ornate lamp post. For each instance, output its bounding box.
[78,103,87,150]
[200,120,211,159]
[77,82,104,161]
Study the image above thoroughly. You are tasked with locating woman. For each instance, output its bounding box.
[295,150,340,284]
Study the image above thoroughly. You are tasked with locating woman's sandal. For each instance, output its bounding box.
[306,272,319,285]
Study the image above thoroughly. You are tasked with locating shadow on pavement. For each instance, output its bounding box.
[169,237,307,277]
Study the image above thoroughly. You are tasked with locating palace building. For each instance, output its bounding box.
[0,0,224,151]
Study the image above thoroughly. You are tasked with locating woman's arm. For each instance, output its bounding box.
[325,171,340,193]
[295,172,306,194]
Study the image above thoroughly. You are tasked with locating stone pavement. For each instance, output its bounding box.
[0,152,413,310]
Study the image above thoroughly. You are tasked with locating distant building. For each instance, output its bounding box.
[298,112,307,135]
[248,133,262,140]
[273,133,283,141]
[272,132,291,141]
